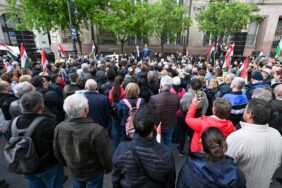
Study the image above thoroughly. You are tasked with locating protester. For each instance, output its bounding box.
[0,80,17,120]
[271,84,282,134]
[226,99,282,188]
[112,104,176,188]
[149,75,180,147]
[177,127,246,188]
[246,71,270,99]
[54,94,112,188]
[216,73,235,98]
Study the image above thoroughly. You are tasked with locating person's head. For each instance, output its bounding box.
[172,76,181,86]
[201,127,227,161]
[160,75,173,91]
[252,88,273,103]
[50,73,60,84]
[69,73,78,83]
[243,98,271,125]
[212,99,232,119]
[85,79,97,91]
[19,75,32,83]
[230,77,245,91]
[134,104,156,137]
[112,76,123,101]
[13,81,35,98]
[31,75,45,88]
[147,71,157,81]
[190,78,202,91]
[20,91,44,114]
[81,63,89,72]
[106,68,116,81]
[0,80,11,93]
[208,78,218,89]
[125,83,140,98]
[274,84,282,100]
[224,73,235,84]
[63,94,89,118]
[251,71,264,84]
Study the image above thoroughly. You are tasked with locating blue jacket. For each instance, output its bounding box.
[177,152,246,188]
[118,98,145,127]
[246,82,269,99]
[223,91,248,107]
[84,90,110,128]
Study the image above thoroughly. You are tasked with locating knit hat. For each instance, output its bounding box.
[173,76,181,86]
[251,72,263,81]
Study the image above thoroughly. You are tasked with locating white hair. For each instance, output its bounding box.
[63,94,89,118]
[231,77,245,91]
[252,88,273,103]
[160,75,173,91]
[81,63,89,71]
[225,73,235,83]
[13,81,35,98]
[85,79,97,90]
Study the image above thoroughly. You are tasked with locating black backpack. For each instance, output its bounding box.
[4,116,46,175]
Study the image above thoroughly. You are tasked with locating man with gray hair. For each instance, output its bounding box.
[5,91,64,187]
[54,94,112,187]
[252,88,273,103]
[216,72,235,98]
[149,75,180,147]
[84,79,110,128]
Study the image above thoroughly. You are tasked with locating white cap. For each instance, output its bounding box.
[173,76,181,86]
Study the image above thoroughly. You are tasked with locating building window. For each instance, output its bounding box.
[271,17,282,55]
[128,34,147,45]
[61,28,72,44]
[98,29,117,45]
[245,22,259,46]
[203,33,211,46]
[163,33,182,45]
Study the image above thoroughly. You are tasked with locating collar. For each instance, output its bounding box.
[66,117,94,123]
[240,121,269,131]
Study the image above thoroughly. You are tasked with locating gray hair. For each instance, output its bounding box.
[13,81,35,98]
[81,63,89,72]
[147,71,157,81]
[20,91,44,114]
[225,73,235,83]
[231,77,245,91]
[85,79,97,90]
[160,75,172,91]
[252,88,273,103]
[63,94,89,118]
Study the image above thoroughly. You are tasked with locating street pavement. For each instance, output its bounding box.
[1,136,282,188]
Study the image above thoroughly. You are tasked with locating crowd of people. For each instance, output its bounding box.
[0,44,281,188]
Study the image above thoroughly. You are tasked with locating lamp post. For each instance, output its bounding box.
[67,0,77,57]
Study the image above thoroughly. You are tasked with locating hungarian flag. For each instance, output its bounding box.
[207,43,216,62]
[58,43,66,58]
[20,43,29,69]
[91,42,96,58]
[238,57,249,79]
[0,42,18,60]
[156,122,161,143]
[257,48,264,62]
[276,38,282,61]
[41,49,48,72]
[223,43,235,68]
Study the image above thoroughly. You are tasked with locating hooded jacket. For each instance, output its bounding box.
[186,103,236,152]
[177,152,246,188]
[112,135,175,188]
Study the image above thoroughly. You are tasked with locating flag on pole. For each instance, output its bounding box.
[207,43,216,62]
[20,43,29,69]
[275,38,282,61]
[5,62,11,72]
[0,42,18,60]
[156,122,161,143]
[41,49,48,72]
[236,57,249,79]
[223,43,235,68]
[257,48,264,62]
[91,42,96,58]
[58,43,66,58]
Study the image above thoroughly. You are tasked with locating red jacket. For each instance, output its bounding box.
[108,87,125,104]
[186,103,236,152]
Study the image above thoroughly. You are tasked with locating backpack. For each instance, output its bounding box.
[4,116,46,175]
[123,98,141,138]
[109,102,119,118]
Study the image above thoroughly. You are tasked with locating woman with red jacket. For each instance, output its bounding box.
[186,97,236,152]
[108,76,125,148]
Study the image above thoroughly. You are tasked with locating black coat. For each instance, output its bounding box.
[112,135,175,188]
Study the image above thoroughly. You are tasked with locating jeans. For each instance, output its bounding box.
[113,119,122,149]
[24,164,64,188]
[162,128,174,148]
[72,174,104,188]
[178,116,187,152]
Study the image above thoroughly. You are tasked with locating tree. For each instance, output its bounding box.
[7,0,109,54]
[93,0,153,53]
[151,0,191,52]
[195,2,262,43]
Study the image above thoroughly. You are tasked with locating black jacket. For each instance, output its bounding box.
[5,114,58,174]
[177,153,246,188]
[112,135,175,188]
[216,83,231,98]
[0,93,17,120]
[270,99,282,134]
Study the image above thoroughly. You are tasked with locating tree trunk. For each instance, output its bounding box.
[77,33,83,55]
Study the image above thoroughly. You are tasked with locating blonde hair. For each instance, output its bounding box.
[208,78,218,89]
[125,83,140,98]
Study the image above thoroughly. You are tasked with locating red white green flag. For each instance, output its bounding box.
[239,57,249,79]
[276,38,282,61]
[41,49,48,72]
[223,43,235,68]
[207,43,216,62]
[58,43,66,58]
[0,42,18,60]
[20,43,29,69]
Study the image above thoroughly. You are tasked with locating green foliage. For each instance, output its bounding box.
[196,2,262,40]
[151,0,191,44]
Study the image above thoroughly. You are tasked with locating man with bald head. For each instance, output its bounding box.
[271,84,282,134]
[0,80,16,120]
[84,79,110,128]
